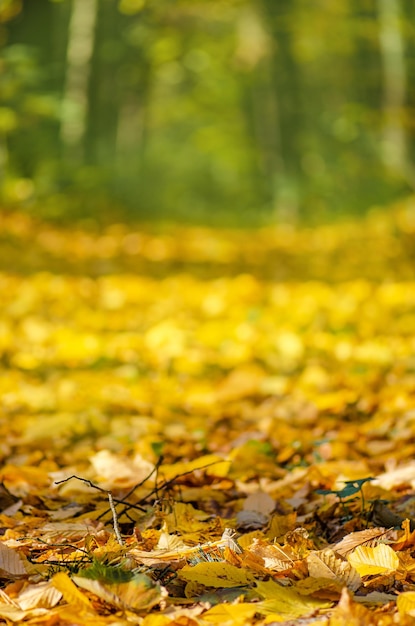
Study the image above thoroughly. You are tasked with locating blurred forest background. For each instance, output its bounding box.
[0,0,415,226]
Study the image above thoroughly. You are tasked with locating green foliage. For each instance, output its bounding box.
[317,477,374,514]
[0,0,413,224]
[78,560,135,584]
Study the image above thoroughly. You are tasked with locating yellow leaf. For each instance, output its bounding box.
[266,512,297,541]
[397,591,415,617]
[347,543,399,576]
[296,577,343,599]
[179,562,255,588]
[202,603,257,624]
[164,502,212,534]
[141,616,171,626]
[51,572,94,612]
[256,580,331,619]
[160,454,230,481]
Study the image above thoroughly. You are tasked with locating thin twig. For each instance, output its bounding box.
[95,457,164,521]
[55,460,230,525]
[114,459,229,519]
[54,475,147,513]
[108,491,123,546]
[119,456,164,502]
[136,460,229,505]
[56,480,127,545]
[54,475,108,492]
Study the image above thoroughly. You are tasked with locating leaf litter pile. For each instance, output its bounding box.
[1,203,415,625]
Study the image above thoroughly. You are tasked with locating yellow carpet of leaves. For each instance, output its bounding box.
[1,201,415,624]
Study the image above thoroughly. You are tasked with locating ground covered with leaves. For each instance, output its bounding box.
[1,202,415,624]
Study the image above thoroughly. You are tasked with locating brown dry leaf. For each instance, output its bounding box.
[242,491,275,515]
[354,590,397,605]
[236,509,269,529]
[0,542,29,577]
[237,491,275,530]
[306,549,361,591]
[390,518,415,551]
[374,463,415,490]
[333,527,393,556]
[89,450,155,490]
[15,581,62,610]
[370,500,407,529]
[0,605,51,622]
[247,538,295,571]
[0,484,20,512]
[328,587,376,625]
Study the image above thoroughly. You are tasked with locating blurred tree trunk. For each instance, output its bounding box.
[60,0,97,163]
[85,0,120,168]
[6,0,64,175]
[401,0,415,175]
[235,6,282,218]
[261,0,304,222]
[377,0,413,185]
[114,13,153,182]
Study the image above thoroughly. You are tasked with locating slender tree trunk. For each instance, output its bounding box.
[377,0,413,185]
[260,0,303,222]
[235,6,281,217]
[60,0,97,162]
[85,0,121,168]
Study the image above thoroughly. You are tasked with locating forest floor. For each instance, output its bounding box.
[1,201,415,624]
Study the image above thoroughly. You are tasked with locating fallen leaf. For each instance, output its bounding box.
[255,579,331,619]
[397,590,415,618]
[73,573,167,612]
[202,602,257,624]
[307,549,361,591]
[333,527,392,556]
[89,450,154,489]
[0,543,28,577]
[16,581,62,610]
[347,544,399,576]
[51,572,94,613]
[179,562,255,588]
[328,587,374,625]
